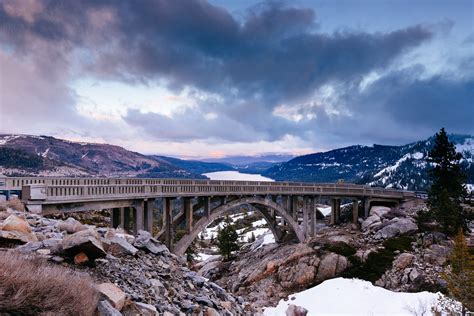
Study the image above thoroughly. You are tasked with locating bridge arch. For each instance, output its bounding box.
[173,196,305,256]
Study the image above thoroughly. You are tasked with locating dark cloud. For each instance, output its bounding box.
[0,0,470,151]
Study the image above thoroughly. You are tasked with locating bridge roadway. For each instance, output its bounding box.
[0,176,415,255]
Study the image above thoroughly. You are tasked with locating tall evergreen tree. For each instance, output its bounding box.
[427,128,468,235]
[216,216,240,261]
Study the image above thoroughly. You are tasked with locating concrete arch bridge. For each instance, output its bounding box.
[0,176,415,255]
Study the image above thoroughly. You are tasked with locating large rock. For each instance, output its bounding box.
[424,244,451,265]
[97,283,127,311]
[134,302,158,315]
[286,304,308,316]
[0,214,38,243]
[57,217,87,234]
[62,228,106,260]
[108,236,138,257]
[392,253,415,270]
[1,214,32,233]
[370,206,391,218]
[133,230,169,255]
[97,300,122,316]
[361,215,381,231]
[374,218,418,239]
[316,253,347,282]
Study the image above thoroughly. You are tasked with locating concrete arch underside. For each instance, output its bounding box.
[173,196,305,256]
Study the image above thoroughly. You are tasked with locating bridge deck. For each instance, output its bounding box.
[0,176,414,205]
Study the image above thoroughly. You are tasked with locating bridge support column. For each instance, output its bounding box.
[133,200,145,234]
[330,198,341,225]
[123,207,131,232]
[310,197,317,237]
[163,197,173,250]
[203,196,211,217]
[291,196,298,221]
[364,198,371,219]
[302,196,309,238]
[352,200,359,224]
[184,197,193,233]
[111,208,120,229]
[144,199,154,233]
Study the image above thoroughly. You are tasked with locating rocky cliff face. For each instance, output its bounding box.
[0,206,247,315]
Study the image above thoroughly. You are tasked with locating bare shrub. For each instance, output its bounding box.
[0,251,99,315]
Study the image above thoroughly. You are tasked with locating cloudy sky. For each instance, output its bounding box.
[0,0,472,158]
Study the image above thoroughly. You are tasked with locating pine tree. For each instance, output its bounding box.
[427,128,468,235]
[216,216,240,261]
[442,230,474,315]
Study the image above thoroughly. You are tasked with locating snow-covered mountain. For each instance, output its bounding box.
[263,134,474,191]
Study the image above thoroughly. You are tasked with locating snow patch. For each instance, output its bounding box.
[264,278,457,316]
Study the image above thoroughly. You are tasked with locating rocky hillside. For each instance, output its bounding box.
[196,203,461,312]
[263,134,474,191]
[0,205,247,315]
[0,134,204,178]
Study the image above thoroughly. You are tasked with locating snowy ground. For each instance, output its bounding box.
[264,278,460,316]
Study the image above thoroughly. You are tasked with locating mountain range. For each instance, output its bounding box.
[0,133,472,191]
[263,134,473,191]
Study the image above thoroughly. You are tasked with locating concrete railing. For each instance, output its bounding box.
[6,178,415,204]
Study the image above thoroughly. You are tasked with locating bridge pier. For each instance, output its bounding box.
[144,199,154,233]
[123,207,131,232]
[163,197,173,250]
[309,197,316,237]
[303,196,310,238]
[330,198,341,225]
[133,200,145,234]
[352,199,359,224]
[184,197,193,233]
[111,207,120,229]
[291,196,298,221]
[364,198,371,218]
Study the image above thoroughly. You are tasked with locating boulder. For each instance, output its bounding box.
[316,253,346,282]
[16,241,43,253]
[97,283,127,311]
[0,214,38,243]
[374,218,418,239]
[409,268,420,282]
[133,230,169,255]
[370,206,390,218]
[0,229,38,243]
[135,302,158,315]
[108,236,138,257]
[361,215,381,231]
[97,300,122,316]
[286,304,308,316]
[57,217,87,234]
[1,214,32,233]
[393,253,415,270]
[42,238,63,254]
[62,228,106,260]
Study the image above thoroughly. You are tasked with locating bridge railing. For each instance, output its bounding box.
[20,181,412,203]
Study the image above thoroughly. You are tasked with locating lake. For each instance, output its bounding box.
[203,171,274,182]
